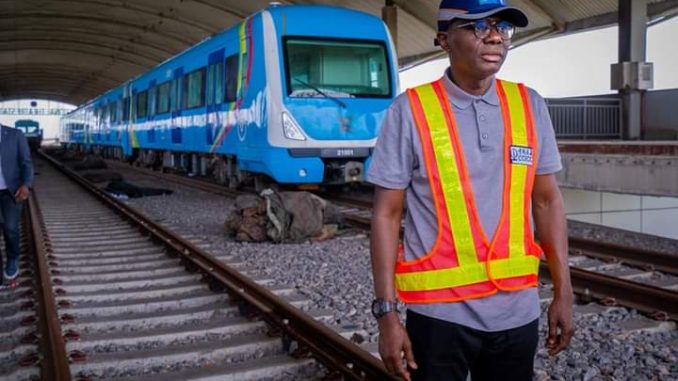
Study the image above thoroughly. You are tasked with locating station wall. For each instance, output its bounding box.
[562,188,678,239]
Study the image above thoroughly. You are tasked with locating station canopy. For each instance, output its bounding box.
[2,0,677,105]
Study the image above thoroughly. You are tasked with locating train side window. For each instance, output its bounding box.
[225,54,238,103]
[215,61,224,104]
[206,61,225,105]
[94,106,101,130]
[122,97,130,122]
[157,82,171,114]
[171,78,182,112]
[148,86,157,116]
[117,99,123,122]
[130,95,136,121]
[101,104,110,126]
[109,102,117,124]
[136,90,148,119]
[185,68,206,109]
[206,64,215,106]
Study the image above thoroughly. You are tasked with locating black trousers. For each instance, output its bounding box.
[406,310,539,381]
[0,190,23,271]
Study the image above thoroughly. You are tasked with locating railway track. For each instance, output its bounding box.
[87,156,678,321]
[335,204,678,321]
[0,153,395,380]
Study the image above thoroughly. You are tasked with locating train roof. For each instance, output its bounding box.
[64,4,393,115]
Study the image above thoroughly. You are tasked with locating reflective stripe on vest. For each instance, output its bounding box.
[395,79,541,303]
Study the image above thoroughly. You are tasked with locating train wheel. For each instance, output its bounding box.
[227,175,241,190]
[211,158,227,185]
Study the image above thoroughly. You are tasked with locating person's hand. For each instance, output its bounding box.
[14,185,29,203]
[546,295,574,355]
[378,313,417,381]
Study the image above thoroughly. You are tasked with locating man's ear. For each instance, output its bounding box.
[437,33,451,52]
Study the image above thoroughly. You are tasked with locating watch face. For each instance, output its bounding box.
[371,300,382,318]
[371,299,394,318]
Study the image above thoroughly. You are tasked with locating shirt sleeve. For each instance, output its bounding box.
[529,88,562,175]
[367,94,414,190]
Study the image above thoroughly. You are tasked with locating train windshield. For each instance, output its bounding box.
[284,38,391,99]
[19,126,40,133]
[15,121,40,134]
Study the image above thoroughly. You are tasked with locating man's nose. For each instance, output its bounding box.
[484,26,503,44]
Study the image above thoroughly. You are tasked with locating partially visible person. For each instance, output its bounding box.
[1,123,34,284]
[368,1,574,380]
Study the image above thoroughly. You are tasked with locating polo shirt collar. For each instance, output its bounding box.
[441,69,500,109]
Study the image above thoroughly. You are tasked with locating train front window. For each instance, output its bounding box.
[284,38,391,98]
[19,126,39,134]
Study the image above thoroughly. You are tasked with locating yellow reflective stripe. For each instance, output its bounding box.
[239,20,248,53]
[488,256,540,279]
[396,262,488,291]
[501,81,528,259]
[396,255,539,291]
[237,20,247,95]
[416,85,477,267]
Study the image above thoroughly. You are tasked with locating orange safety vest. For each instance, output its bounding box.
[395,78,543,304]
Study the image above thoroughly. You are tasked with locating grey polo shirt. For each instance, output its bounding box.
[367,71,562,332]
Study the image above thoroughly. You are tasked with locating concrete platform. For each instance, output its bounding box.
[556,141,678,197]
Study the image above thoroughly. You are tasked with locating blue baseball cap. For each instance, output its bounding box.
[438,0,529,31]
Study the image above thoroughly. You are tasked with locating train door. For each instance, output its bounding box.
[147,79,157,140]
[206,49,225,150]
[121,84,133,156]
[170,67,184,147]
[163,68,184,168]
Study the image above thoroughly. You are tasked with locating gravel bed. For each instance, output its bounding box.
[94,167,676,380]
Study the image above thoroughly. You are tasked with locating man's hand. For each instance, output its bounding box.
[546,295,574,355]
[378,313,417,381]
[14,185,29,203]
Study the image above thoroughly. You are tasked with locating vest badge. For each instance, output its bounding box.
[509,145,533,166]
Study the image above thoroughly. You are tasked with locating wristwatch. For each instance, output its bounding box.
[371,298,401,319]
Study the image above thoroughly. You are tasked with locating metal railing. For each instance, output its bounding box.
[546,98,622,139]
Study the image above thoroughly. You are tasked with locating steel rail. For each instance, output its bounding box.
[336,201,677,276]
[539,263,678,321]
[97,157,678,320]
[119,164,240,197]
[41,152,397,381]
[26,188,72,380]
[102,159,246,197]
[341,214,677,320]
[569,236,677,275]
[320,193,375,210]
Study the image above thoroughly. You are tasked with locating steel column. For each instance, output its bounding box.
[617,0,649,139]
[382,0,398,52]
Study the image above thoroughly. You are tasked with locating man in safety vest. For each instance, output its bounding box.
[368,1,574,380]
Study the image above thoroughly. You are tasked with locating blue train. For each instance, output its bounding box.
[15,119,43,150]
[60,4,398,188]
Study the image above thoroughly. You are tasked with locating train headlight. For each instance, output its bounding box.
[282,112,306,141]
